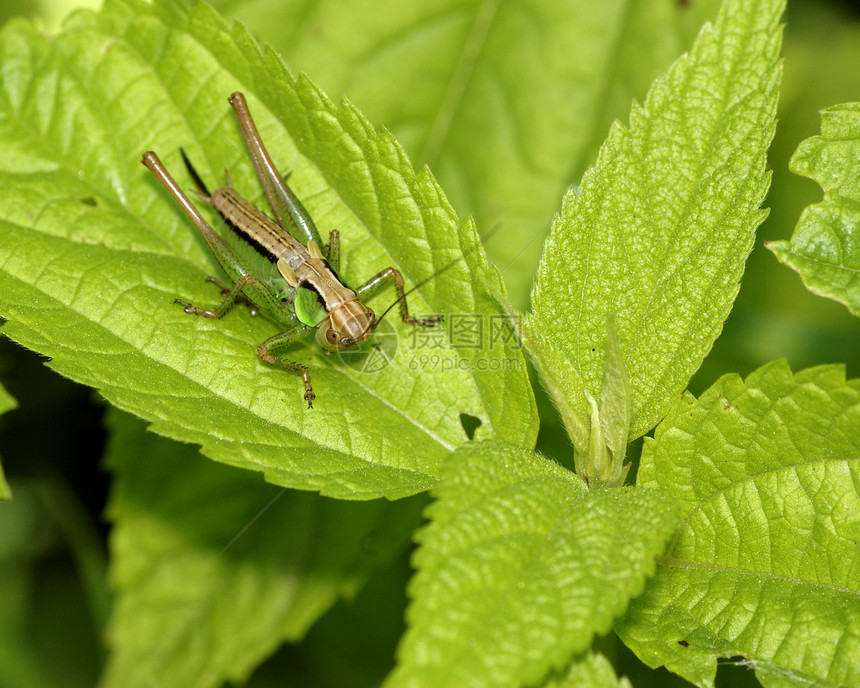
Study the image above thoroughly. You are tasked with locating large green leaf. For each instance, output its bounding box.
[103,409,426,688]
[0,0,536,500]
[0,381,13,499]
[540,652,631,688]
[768,102,860,317]
[387,441,678,688]
[215,0,723,310]
[616,361,860,688]
[527,0,783,459]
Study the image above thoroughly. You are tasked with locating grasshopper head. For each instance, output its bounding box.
[316,302,375,351]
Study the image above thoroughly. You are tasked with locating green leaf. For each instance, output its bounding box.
[387,441,678,688]
[527,0,783,456]
[616,360,860,688]
[768,103,860,317]
[541,652,631,688]
[215,0,724,310]
[0,381,15,500]
[0,0,536,500]
[103,408,426,688]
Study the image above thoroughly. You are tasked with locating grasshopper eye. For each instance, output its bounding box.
[326,328,341,346]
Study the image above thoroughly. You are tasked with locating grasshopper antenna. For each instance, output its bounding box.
[180,148,211,199]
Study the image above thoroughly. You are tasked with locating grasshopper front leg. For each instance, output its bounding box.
[356,267,443,327]
[257,326,316,408]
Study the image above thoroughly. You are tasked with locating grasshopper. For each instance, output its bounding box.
[142,92,441,408]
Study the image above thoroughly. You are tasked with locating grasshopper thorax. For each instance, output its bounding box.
[316,300,376,352]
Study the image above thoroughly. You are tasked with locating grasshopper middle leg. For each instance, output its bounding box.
[326,229,340,271]
[175,274,259,319]
[177,276,315,407]
[205,276,259,316]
